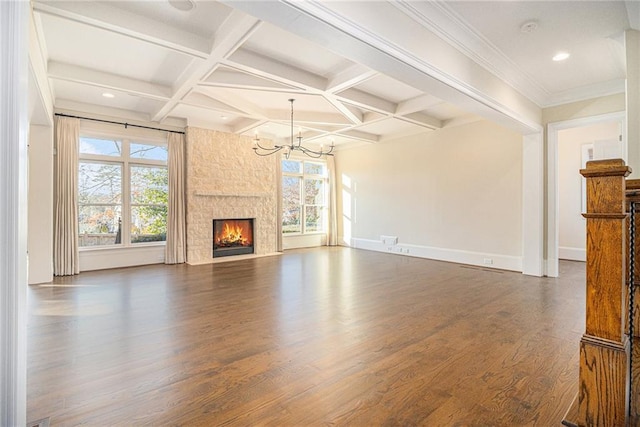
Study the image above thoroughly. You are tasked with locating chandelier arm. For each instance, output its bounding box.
[252,98,333,158]
[253,145,285,156]
[254,138,281,151]
[298,146,328,158]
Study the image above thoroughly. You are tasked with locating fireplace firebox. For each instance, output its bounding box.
[212,218,255,258]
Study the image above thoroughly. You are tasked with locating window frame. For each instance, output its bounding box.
[78,131,168,250]
[281,157,328,236]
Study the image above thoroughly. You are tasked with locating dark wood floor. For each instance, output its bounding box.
[27,247,585,426]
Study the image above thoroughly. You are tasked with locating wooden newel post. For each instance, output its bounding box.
[579,159,631,426]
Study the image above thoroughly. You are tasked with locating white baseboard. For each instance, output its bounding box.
[350,237,522,272]
[558,246,586,262]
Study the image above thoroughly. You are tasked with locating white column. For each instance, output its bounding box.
[626,30,640,177]
[522,131,544,276]
[0,0,29,425]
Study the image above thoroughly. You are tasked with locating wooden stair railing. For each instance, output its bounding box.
[563,159,631,427]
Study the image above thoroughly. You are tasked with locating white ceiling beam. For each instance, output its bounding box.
[362,111,387,123]
[32,1,211,58]
[395,94,444,115]
[323,96,363,125]
[221,0,541,133]
[202,66,298,91]
[397,112,442,130]
[192,87,267,118]
[326,64,377,93]
[336,129,379,143]
[268,109,352,126]
[336,88,396,114]
[227,48,327,92]
[48,61,172,100]
[180,92,248,115]
[151,10,262,122]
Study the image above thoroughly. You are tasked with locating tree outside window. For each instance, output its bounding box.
[78,136,167,247]
[282,159,327,235]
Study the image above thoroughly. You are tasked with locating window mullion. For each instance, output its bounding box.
[122,139,131,246]
[299,176,305,234]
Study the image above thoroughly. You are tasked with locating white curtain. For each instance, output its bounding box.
[165,132,186,264]
[276,155,283,252]
[327,155,338,246]
[53,116,80,275]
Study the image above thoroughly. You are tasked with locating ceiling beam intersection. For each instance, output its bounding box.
[151,10,262,122]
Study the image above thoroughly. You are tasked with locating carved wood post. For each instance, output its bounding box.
[625,179,640,425]
[579,159,630,426]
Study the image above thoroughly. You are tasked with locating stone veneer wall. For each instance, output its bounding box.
[186,127,278,263]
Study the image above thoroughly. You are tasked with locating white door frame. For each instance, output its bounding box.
[0,0,29,425]
[546,111,626,277]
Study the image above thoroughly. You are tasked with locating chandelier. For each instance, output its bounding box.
[253,98,334,159]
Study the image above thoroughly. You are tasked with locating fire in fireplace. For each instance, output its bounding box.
[213,218,254,258]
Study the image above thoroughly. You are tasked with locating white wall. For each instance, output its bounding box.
[283,234,327,250]
[336,120,523,271]
[28,124,54,283]
[557,121,621,261]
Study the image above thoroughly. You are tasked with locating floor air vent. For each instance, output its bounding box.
[27,417,51,427]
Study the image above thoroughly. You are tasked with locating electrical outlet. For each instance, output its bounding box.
[483,258,493,265]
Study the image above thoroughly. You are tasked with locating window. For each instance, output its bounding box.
[78,136,168,247]
[282,159,327,234]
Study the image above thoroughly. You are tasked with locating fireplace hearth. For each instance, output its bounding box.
[213,218,255,258]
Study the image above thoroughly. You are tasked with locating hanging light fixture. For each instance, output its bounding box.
[253,98,334,159]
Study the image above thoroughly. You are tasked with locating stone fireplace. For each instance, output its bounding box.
[185,127,278,264]
[212,218,254,257]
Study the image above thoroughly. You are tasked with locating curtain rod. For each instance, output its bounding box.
[54,113,185,135]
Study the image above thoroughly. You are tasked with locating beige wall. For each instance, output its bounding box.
[542,93,625,125]
[28,124,54,284]
[335,120,523,270]
[557,122,621,261]
[185,127,279,263]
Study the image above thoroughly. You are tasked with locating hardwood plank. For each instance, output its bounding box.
[27,247,585,426]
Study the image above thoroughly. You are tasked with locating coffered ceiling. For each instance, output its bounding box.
[29,1,638,148]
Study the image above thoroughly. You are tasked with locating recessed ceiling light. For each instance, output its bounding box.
[553,52,570,61]
[220,115,228,120]
[102,92,115,98]
[168,0,195,12]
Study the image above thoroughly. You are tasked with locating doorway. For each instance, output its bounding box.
[547,111,625,277]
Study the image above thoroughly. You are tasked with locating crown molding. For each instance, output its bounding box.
[278,0,542,133]
[392,1,549,107]
[543,79,625,108]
